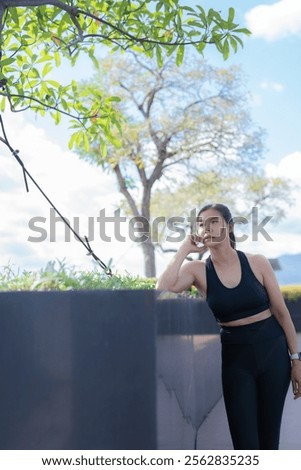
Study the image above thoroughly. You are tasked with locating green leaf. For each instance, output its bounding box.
[166,44,177,57]
[156,0,164,12]
[0,57,15,67]
[196,5,208,23]
[54,51,61,67]
[0,96,7,112]
[176,44,184,66]
[229,36,238,53]
[222,39,230,60]
[60,98,69,111]
[28,67,40,78]
[42,62,53,77]
[118,0,129,17]
[156,45,163,68]
[88,51,100,70]
[208,8,219,24]
[68,131,79,150]
[233,27,252,36]
[196,41,206,54]
[45,79,60,88]
[232,35,244,48]
[108,96,121,102]
[51,110,61,124]
[37,53,53,64]
[71,80,77,93]
[100,139,108,158]
[182,6,195,13]
[228,7,235,27]
[82,132,90,152]
[9,7,19,26]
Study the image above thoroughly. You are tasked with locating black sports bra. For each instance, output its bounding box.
[205,250,270,323]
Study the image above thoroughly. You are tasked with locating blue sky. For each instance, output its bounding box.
[0,0,301,277]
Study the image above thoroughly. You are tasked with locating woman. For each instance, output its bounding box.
[156,203,301,450]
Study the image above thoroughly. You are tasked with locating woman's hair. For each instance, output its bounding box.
[197,203,236,249]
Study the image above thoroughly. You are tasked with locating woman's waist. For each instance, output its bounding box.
[218,308,272,327]
[220,313,285,344]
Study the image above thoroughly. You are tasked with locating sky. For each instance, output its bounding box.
[0,0,301,278]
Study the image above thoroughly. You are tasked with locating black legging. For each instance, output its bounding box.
[221,315,291,450]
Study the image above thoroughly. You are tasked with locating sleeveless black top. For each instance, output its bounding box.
[205,250,270,323]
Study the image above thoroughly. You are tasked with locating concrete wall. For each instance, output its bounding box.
[0,290,157,450]
[0,291,299,450]
[286,300,301,331]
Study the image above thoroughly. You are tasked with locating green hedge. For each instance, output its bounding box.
[0,262,301,302]
[0,261,157,292]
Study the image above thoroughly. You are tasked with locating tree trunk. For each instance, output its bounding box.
[141,240,156,278]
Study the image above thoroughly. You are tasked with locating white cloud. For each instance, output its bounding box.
[245,0,301,41]
[260,80,284,92]
[260,151,301,257]
[265,150,301,180]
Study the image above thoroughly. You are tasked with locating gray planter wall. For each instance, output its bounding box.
[286,300,301,331]
[0,290,157,450]
[0,290,299,450]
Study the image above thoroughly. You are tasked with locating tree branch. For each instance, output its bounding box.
[1,0,76,13]
[0,0,246,61]
[113,163,140,218]
[77,8,213,48]
[0,0,238,69]
[135,162,148,188]
[0,88,98,121]
[0,0,82,38]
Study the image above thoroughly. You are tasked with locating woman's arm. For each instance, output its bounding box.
[156,235,206,293]
[257,254,301,399]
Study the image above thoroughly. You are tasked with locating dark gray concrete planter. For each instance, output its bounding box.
[0,291,299,450]
[286,299,301,331]
[0,290,157,450]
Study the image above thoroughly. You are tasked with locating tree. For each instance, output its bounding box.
[0,0,250,150]
[77,53,274,277]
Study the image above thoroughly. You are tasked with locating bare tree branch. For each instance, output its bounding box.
[113,163,140,218]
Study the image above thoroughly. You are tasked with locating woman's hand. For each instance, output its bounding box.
[180,234,208,255]
[291,361,301,399]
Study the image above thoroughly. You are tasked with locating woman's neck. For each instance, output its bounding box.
[209,244,237,266]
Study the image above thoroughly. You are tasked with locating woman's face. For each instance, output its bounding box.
[197,208,230,246]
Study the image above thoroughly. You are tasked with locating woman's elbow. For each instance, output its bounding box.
[156,279,176,291]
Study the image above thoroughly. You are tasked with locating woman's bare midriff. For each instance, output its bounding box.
[218,308,272,327]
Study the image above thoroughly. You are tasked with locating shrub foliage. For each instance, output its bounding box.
[0,260,156,291]
[0,261,300,302]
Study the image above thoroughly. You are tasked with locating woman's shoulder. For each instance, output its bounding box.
[239,251,270,269]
